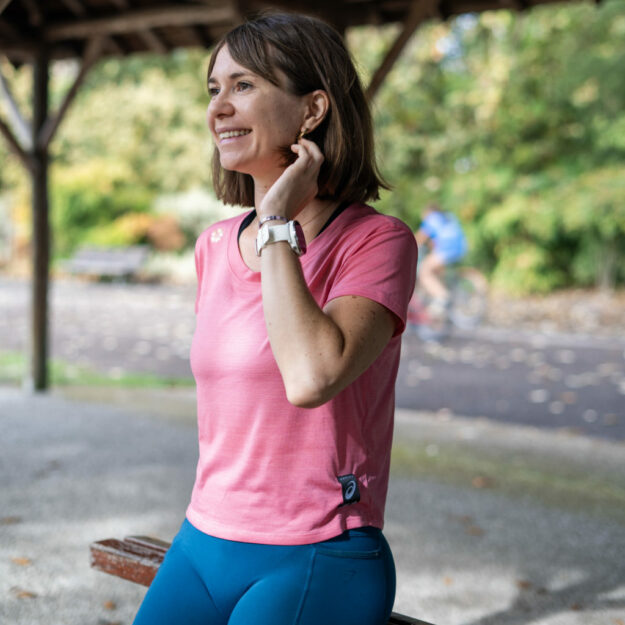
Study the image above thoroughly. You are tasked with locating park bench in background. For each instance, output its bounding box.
[90,536,436,625]
[63,245,148,281]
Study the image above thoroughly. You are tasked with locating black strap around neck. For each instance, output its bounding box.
[316,200,350,237]
[237,210,257,241]
[237,200,350,243]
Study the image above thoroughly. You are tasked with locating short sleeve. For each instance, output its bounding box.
[325,219,418,335]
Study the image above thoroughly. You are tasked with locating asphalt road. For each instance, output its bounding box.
[1,277,624,440]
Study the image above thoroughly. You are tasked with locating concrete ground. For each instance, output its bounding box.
[1,386,624,625]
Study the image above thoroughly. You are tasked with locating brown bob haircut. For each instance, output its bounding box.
[207,12,389,207]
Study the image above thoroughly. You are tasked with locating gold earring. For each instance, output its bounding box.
[297,127,308,142]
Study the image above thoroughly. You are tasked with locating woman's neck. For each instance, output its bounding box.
[252,176,337,242]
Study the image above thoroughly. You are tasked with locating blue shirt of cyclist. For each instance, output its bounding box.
[420,211,467,264]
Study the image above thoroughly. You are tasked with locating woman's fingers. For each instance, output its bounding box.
[258,138,323,217]
[291,138,324,174]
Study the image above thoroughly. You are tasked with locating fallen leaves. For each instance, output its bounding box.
[449,513,486,537]
[0,516,22,525]
[471,475,495,489]
[10,587,37,599]
[11,557,32,567]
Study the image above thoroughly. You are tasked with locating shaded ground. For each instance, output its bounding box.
[1,388,624,625]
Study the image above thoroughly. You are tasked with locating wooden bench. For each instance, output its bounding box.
[64,245,148,281]
[90,536,436,625]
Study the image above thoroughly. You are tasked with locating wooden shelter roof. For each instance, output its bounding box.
[1,0,570,65]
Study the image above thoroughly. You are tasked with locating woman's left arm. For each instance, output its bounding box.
[260,241,396,408]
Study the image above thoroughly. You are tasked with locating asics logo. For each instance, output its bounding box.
[338,474,360,506]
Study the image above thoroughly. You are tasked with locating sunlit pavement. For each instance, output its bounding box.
[1,277,624,441]
[398,329,625,441]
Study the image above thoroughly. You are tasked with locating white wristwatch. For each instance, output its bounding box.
[256,220,307,257]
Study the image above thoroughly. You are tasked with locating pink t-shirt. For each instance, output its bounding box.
[187,203,417,545]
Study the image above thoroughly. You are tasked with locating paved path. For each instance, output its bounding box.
[398,330,625,441]
[2,277,624,440]
[1,387,624,625]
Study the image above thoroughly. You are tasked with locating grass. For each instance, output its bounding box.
[0,349,194,389]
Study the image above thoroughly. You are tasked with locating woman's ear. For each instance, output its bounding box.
[302,90,330,133]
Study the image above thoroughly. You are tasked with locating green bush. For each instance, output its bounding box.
[51,160,154,257]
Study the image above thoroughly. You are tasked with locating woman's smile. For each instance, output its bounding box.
[216,128,252,142]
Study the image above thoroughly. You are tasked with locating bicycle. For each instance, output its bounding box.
[406,263,488,341]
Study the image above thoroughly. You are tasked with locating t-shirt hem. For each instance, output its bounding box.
[185,506,382,546]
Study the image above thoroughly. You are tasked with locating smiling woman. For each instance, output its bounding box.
[131,12,418,625]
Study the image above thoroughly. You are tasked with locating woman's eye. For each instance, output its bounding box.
[208,87,220,97]
[235,81,252,92]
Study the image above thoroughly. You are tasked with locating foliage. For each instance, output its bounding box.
[54,50,213,191]
[351,0,625,291]
[50,160,154,257]
[1,2,624,291]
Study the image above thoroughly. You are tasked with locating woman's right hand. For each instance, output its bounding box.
[258,138,324,221]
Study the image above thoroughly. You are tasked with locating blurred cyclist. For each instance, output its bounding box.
[414,203,467,316]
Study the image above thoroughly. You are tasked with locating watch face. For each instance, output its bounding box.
[291,221,307,255]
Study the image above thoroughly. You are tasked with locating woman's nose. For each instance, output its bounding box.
[208,92,234,118]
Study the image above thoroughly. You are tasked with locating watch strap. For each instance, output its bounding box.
[258,215,288,228]
[256,221,305,256]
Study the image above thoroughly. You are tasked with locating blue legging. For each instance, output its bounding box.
[133,518,396,625]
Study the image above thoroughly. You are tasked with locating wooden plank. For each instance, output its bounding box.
[90,538,164,587]
[90,536,437,625]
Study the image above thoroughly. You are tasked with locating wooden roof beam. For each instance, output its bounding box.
[0,60,31,148]
[103,35,125,56]
[45,4,237,41]
[0,0,13,17]
[0,17,20,39]
[37,36,104,150]
[184,25,210,49]
[365,0,438,102]
[59,0,121,55]
[59,0,87,16]
[20,0,43,27]
[138,29,169,54]
[0,114,32,171]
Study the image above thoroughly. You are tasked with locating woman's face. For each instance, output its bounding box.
[207,45,307,182]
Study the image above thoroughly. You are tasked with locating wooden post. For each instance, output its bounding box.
[30,45,50,391]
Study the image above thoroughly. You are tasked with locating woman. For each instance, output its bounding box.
[133,12,417,625]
